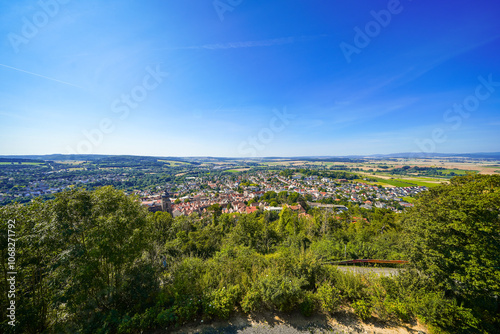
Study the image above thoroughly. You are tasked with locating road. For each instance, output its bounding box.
[335,266,402,277]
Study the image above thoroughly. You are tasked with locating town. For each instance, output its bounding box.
[3,154,496,212]
[0,155,439,213]
[139,171,425,216]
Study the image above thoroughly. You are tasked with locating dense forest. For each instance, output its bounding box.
[1,174,499,333]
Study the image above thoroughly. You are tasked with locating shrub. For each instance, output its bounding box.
[316,264,343,283]
[299,291,316,317]
[117,307,177,333]
[117,308,157,334]
[203,285,241,320]
[366,279,390,322]
[316,282,343,313]
[335,270,367,301]
[117,315,135,334]
[174,297,202,324]
[257,273,305,312]
[384,298,414,323]
[414,292,480,333]
[352,299,372,321]
[170,257,206,297]
[156,307,177,327]
[241,288,261,313]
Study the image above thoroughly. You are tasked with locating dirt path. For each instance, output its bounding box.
[169,311,427,334]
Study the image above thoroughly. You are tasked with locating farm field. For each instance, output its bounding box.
[0,161,44,165]
[226,168,251,172]
[255,157,499,189]
[374,177,439,188]
[392,160,498,174]
[158,159,190,166]
[54,160,86,164]
[357,172,445,188]
[259,158,500,175]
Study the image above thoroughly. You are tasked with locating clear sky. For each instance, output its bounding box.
[1,0,499,157]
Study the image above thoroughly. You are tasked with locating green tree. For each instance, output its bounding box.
[0,199,58,333]
[403,174,500,309]
[0,186,161,333]
[49,187,155,331]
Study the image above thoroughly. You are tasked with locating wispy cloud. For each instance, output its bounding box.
[390,34,500,90]
[326,98,418,127]
[0,63,83,89]
[165,35,325,50]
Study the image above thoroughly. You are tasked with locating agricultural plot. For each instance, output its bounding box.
[54,160,87,164]
[360,175,442,188]
[226,168,251,173]
[158,159,190,166]
[0,161,44,165]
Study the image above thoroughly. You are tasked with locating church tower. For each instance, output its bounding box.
[161,190,172,215]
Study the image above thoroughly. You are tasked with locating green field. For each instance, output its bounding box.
[366,176,441,188]
[351,174,443,188]
[226,168,250,173]
[378,168,476,178]
[158,159,189,166]
[403,196,416,203]
[436,169,476,176]
[376,178,417,187]
[409,176,446,181]
[352,178,386,187]
[0,162,44,165]
[389,178,441,187]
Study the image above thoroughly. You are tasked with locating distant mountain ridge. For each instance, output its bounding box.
[1,152,500,162]
[365,152,500,159]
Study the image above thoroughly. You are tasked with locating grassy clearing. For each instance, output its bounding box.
[352,178,387,187]
[403,196,415,203]
[374,170,470,181]
[407,176,445,182]
[390,178,440,187]
[0,162,44,165]
[377,178,416,187]
[226,169,240,173]
[440,168,477,175]
[158,159,189,166]
[366,177,440,188]
[226,168,251,173]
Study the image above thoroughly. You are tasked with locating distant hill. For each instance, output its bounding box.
[1,152,499,162]
[0,154,192,163]
[365,152,500,160]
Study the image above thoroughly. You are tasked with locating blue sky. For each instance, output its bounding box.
[1,0,499,157]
